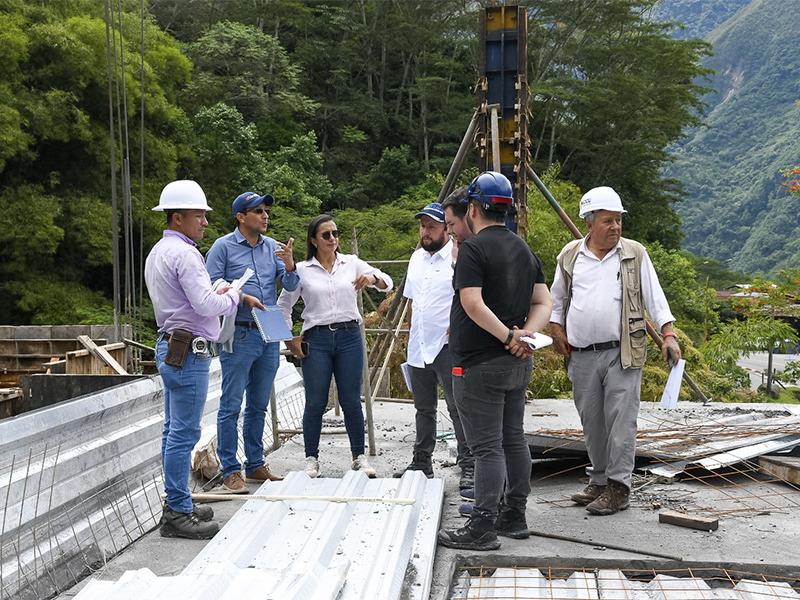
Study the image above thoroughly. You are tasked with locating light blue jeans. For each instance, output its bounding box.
[156,338,211,514]
[217,326,280,478]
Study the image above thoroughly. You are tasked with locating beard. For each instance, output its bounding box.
[421,235,446,253]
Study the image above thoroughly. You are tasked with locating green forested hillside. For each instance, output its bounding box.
[0,0,709,325]
[662,0,800,275]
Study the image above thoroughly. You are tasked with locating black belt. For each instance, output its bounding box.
[235,321,259,329]
[317,320,359,331]
[573,340,620,352]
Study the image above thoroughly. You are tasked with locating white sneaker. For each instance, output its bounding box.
[304,456,319,478]
[351,454,377,478]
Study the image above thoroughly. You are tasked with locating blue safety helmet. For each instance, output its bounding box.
[462,171,514,212]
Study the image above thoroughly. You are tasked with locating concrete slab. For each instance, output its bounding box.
[57,398,800,600]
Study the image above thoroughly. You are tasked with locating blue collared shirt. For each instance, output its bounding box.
[206,228,300,322]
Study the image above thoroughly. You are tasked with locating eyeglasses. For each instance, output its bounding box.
[320,230,340,241]
[247,207,269,215]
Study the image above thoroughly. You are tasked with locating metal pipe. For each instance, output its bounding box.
[190,493,416,505]
[490,105,501,172]
[436,111,479,204]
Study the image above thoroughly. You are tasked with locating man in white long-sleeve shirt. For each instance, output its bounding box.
[549,186,681,516]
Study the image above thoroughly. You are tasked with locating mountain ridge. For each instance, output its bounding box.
[658,0,800,275]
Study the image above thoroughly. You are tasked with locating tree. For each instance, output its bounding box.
[0,0,192,324]
[525,0,712,248]
[185,20,316,148]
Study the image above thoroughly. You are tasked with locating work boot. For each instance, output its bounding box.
[304,456,320,478]
[570,483,606,506]
[495,505,529,539]
[458,463,474,491]
[352,454,377,478]
[161,502,213,523]
[458,502,473,518]
[586,479,630,516]
[438,516,500,551]
[192,503,214,522]
[160,508,219,540]
[221,472,249,494]
[393,452,433,478]
[246,464,283,482]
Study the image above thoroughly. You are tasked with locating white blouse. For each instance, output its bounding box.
[277,253,393,333]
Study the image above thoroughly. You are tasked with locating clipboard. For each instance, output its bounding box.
[251,307,294,343]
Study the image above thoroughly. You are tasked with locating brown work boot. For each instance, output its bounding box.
[586,479,630,515]
[222,472,249,494]
[246,465,283,482]
[570,483,606,506]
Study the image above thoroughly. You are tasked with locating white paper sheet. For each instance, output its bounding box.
[519,332,553,350]
[660,358,685,409]
[400,362,413,394]
[230,267,254,291]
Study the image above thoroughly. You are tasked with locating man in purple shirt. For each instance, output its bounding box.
[205,191,299,493]
[145,180,261,540]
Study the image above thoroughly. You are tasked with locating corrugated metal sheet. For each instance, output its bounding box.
[0,355,306,600]
[454,568,800,600]
[73,470,443,600]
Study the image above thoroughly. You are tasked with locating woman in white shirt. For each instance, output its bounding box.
[277,214,392,478]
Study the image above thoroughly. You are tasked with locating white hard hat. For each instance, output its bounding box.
[152,180,213,212]
[578,186,626,218]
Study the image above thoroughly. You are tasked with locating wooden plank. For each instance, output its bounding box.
[758,455,800,485]
[658,510,718,531]
[76,335,127,375]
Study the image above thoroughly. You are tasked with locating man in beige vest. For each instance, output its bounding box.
[550,186,681,515]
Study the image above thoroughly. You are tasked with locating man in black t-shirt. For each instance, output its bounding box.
[437,171,553,551]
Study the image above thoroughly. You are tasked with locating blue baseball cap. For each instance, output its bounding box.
[232,191,274,219]
[415,202,445,223]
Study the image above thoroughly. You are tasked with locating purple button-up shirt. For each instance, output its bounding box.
[144,230,239,340]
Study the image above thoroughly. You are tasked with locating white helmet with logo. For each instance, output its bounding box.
[152,180,213,212]
[578,186,626,219]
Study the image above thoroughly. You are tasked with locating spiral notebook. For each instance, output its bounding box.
[251,306,294,343]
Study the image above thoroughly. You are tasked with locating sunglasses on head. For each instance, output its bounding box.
[320,230,339,241]
[248,207,269,215]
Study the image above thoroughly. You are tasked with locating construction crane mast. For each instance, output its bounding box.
[477,5,530,238]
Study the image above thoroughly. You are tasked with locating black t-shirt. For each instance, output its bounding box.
[450,225,546,367]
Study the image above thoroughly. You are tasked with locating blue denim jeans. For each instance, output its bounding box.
[156,338,211,514]
[301,325,365,458]
[454,355,533,520]
[217,326,280,478]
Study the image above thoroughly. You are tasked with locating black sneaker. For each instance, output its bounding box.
[437,516,500,551]
[160,508,219,540]
[458,464,474,490]
[495,507,529,539]
[458,502,473,517]
[460,487,474,502]
[393,452,433,478]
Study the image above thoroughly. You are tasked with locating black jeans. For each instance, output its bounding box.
[454,355,532,520]
[408,345,473,469]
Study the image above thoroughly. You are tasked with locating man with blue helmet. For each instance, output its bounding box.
[437,171,553,551]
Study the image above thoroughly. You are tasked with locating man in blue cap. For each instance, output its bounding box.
[206,191,300,493]
[394,202,473,484]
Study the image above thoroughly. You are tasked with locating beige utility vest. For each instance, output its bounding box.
[557,237,648,369]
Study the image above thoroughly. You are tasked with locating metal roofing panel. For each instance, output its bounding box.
[74,471,443,600]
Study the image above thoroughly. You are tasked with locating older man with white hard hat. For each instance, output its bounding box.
[549,186,681,515]
[145,180,261,539]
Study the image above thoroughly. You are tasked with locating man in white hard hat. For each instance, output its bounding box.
[145,180,263,539]
[549,186,681,515]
